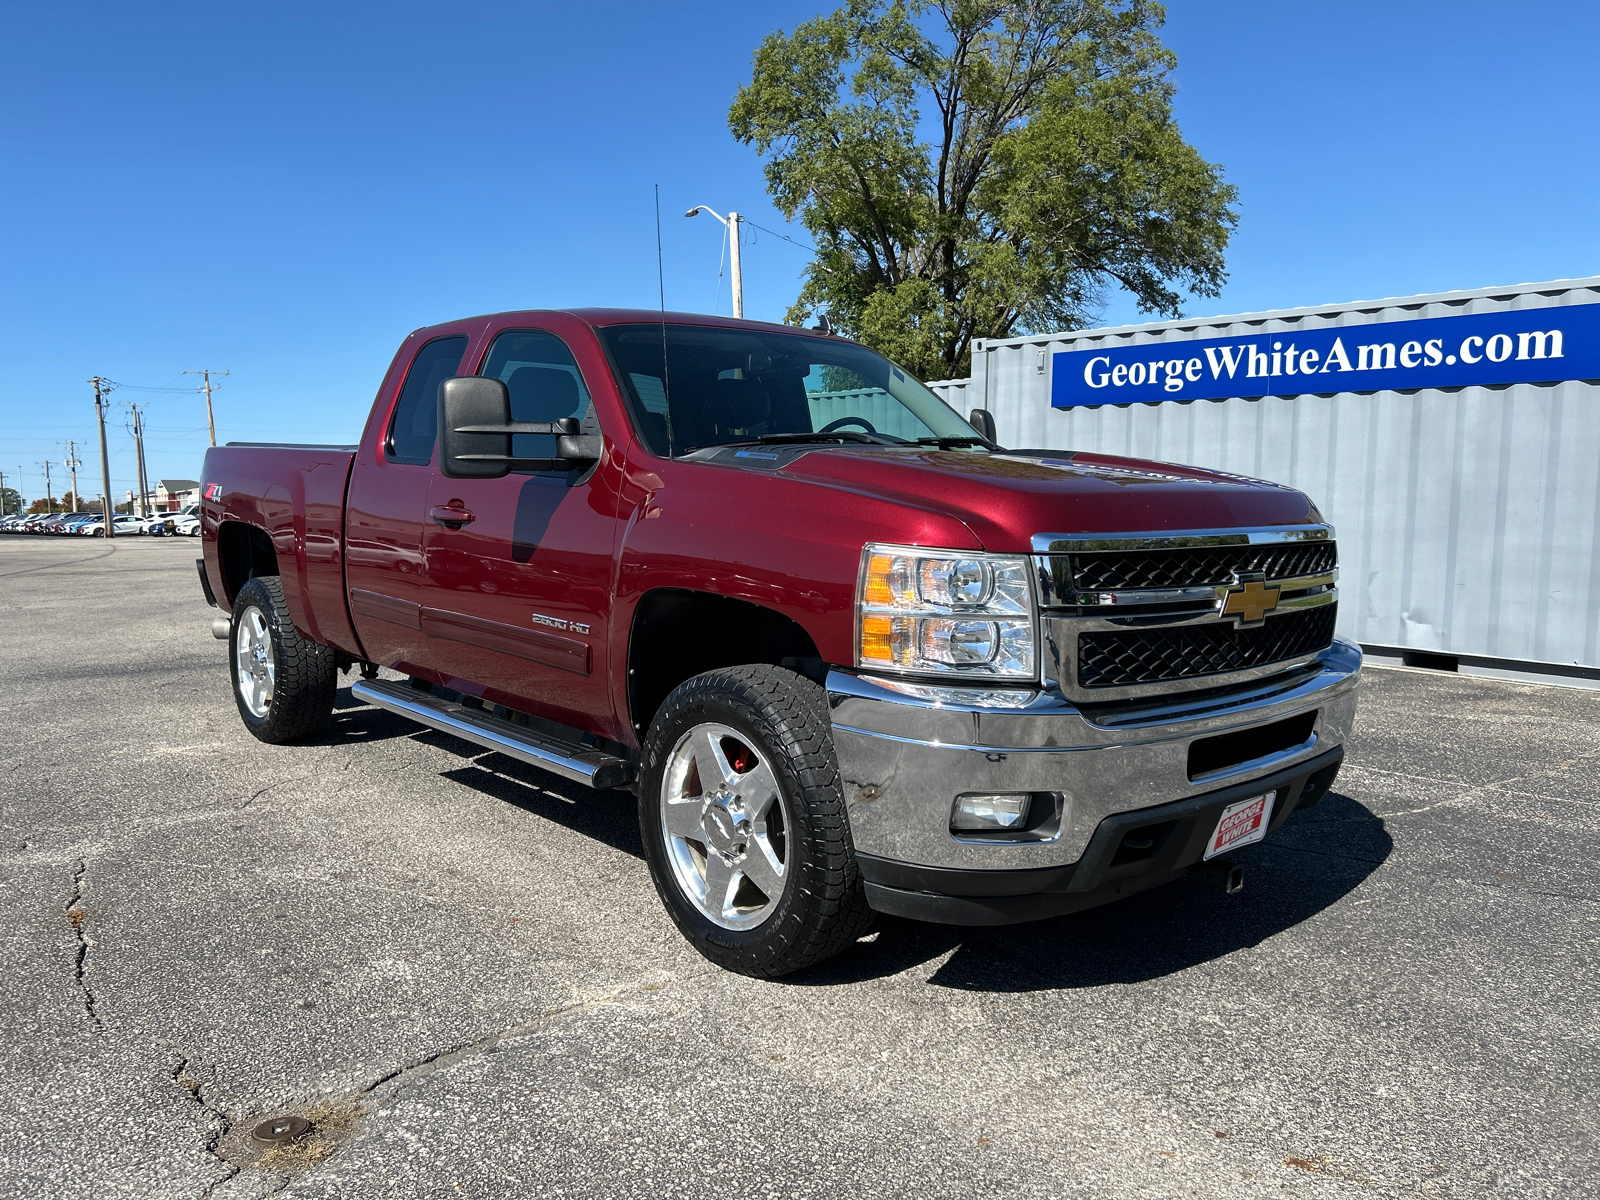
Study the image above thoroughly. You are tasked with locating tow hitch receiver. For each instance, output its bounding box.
[1194,858,1244,894]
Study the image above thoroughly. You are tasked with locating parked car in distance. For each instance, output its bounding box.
[82,515,146,536]
[174,515,201,537]
[145,505,198,536]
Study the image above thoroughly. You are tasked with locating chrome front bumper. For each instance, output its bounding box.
[827,638,1362,873]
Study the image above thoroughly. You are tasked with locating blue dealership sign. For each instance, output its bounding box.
[1051,304,1600,408]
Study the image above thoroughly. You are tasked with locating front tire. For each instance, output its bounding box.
[638,665,873,977]
[230,576,337,743]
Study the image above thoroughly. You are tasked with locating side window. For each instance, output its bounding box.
[385,336,469,464]
[479,329,596,468]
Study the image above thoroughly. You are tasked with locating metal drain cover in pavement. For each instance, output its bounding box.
[251,1115,312,1146]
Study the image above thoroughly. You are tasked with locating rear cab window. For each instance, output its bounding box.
[386,336,470,464]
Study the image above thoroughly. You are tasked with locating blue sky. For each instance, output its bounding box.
[2,0,1595,504]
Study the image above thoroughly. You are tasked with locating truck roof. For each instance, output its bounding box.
[409,308,841,342]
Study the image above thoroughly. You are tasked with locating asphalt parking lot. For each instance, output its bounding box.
[1,536,1596,1200]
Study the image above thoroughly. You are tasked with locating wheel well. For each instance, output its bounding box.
[217,522,279,605]
[626,589,824,738]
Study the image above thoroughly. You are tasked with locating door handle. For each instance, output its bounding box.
[429,504,475,528]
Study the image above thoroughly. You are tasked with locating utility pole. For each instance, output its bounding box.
[0,468,8,516]
[685,206,743,318]
[184,369,228,446]
[90,377,116,536]
[37,460,55,513]
[60,441,83,511]
[125,404,151,517]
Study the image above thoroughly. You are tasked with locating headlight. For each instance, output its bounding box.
[856,544,1036,678]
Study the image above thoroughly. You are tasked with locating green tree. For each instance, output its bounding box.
[729,0,1238,380]
[0,487,19,516]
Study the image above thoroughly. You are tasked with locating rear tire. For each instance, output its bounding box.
[638,665,873,977]
[229,576,337,743]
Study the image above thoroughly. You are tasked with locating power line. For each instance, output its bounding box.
[741,219,818,254]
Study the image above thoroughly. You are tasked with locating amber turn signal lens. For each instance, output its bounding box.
[860,615,894,663]
[862,555,895,606]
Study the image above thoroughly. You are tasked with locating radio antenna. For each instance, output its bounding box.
[655,184,676,458]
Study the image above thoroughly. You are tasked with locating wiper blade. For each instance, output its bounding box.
[691,432,903,450]
[750,431,903,446]
[914,435,991,448]
[681,430,910,455]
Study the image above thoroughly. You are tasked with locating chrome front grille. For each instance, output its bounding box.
[1077,604,1338,689]
[1064,541,1338,593]
[1032,525,1341,702]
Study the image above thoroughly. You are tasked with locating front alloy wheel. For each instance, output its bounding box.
[639,665,873,977]
[660,723,789,930]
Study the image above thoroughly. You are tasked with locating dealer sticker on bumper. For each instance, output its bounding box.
[1204,791,1277,860]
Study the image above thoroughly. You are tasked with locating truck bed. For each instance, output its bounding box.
[200,442,360,657]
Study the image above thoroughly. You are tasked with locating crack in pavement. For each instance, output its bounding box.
[0,544,117,577]
[1369,744,1600,818]
[237,773,319,811]
[169,1053,240,1199]
[352,971,718,1111]
[66,859,101,1030]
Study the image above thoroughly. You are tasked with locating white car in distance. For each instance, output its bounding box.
[82,515,145,536]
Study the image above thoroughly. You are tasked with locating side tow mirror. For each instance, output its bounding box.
[439,376,604,478]
[968,408,997,442]
[440,376,514,479]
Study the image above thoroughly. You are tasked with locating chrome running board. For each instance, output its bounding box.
[351,679,633,790]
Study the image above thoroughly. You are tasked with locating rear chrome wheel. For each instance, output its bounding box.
[228,575,337,743]
[660,722,789,931]
[234,605,275,718]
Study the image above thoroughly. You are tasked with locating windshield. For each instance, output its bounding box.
[597,323,979,456]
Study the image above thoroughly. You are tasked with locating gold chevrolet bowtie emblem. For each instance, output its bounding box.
[1220,574,1281,626]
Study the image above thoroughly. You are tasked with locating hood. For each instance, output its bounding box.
[774,447,1322,552]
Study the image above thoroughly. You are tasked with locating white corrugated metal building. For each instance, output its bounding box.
[925,277,1600,679]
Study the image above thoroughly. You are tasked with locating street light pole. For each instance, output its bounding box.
[685,206,743,318]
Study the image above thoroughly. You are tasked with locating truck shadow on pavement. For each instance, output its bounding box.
[323,696,1393,993]
[795,792,1394,992]
[320,690,441,745]
[437,749,647,860]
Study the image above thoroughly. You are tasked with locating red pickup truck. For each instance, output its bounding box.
[198,309,1360,976]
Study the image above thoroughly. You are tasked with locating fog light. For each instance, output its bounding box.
[951,792,1031,831]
